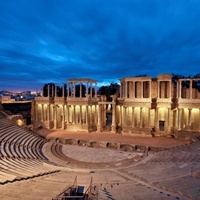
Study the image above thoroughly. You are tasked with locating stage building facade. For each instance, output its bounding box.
[32,74,200,137]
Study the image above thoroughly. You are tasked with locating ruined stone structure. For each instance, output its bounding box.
[33,74,200,136]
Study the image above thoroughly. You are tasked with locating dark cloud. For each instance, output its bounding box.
[0,0,200,91]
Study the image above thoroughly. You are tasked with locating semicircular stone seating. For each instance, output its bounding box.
[0,111,59,184]
[0,109,200,200]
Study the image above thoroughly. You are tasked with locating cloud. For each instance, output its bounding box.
[0,0,200,91]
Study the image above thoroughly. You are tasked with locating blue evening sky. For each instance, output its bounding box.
[0,0,200,92]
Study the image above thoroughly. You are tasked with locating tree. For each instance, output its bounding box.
[99,82,120,101]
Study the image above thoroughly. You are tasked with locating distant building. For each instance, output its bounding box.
[32,74,200,137]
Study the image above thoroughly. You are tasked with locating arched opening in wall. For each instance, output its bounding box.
[16,119,24,126]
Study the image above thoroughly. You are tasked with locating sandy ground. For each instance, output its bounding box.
[35,128,189,148]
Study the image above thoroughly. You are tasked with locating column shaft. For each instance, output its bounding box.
[94,105,97,124]
[120,82,122,98]
[48,85,50,97]
[111,104,116,132]
[95,83,97,98]
[67,82,70,97]
[80,82,82,98]
[120,106,123,125]
[54,105,57,129]
[141,81,143,98]
[41,104,44,122]
[132,107,135,128]
[62,83,65,98]
[149,81,151,98]
[199,109,200,132]
[133,81,135,98]
[148,108,151,129]
[157,81,160,98]
[97,104,101,131]
[188,108,192,130]
[179,80,182,98]
[140,107,143,128]
[168,108,171,130]
[123,107,126,127]
[178,108,181,130]
[85,106,88,125]
[66,105,69,124]
[90,105,92,125]
[62,105,65,130]
[125,81,127,98]
[55,84,57,97]
[190,80,193,99]
[73,105,76,124]
[79,106,82,124]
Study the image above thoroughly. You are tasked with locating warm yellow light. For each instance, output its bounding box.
[16,119,23,126]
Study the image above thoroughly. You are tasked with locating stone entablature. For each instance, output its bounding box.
[67,78,97,98]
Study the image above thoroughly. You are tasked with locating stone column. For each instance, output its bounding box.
[111,103,116,133]
[86,82,88,96]
[199,109,200,132]
[125,81,127,98]
[97,104,101,132]
[120,82,122,98]
[47,104,50,128]
[119,105,123,126]
[188,108,192,130]
[140,107,143,128]
[178,108,181,130]
[48,84,50,97]
[90,105,93,125]
[149,81,151,98]
[155,108,159,130]
[167,108,171,131]
[52,84,54,97]
[62,83,65,98]
[123,107,127,127]
[157,81,160,98]
[62,105,65,130]
[179,80,182,98]
[79,105,82,124]
[42,86,44,97]
[95,83,97,98]
[35,104,38,122]
[35,88,38,97]
[73,82,76,97]
[132,81,135,98]
[66,105,69,125]
[55,84,57,97]
[85,105,88,125]
[73,105,76,124]
[94,105,97,125]
[67,82,70,97]
[148,108,151,129]
[80,82,82,98]
[132,107,135,128]
[90,82,93,96]
[54,105,57,129]
[190,80,193,99]
[168,81,171,98]
[141,81,143,98]
[41,104,44,122]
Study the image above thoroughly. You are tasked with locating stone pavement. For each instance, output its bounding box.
[61,144,140,163]
[36,128,189,148]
